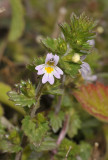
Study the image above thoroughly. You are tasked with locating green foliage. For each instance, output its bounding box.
[22,115,49,148]
[42,37,67,55]
[0,82,25,115]
[67,109,81,138]
[4,9,98,159]
[0,140,22,153]
[35,137,56,152]
[43,83,63,95]
[55,138,91,160]
[60,60,80,77]
[60,13,96,55]
[8,80,36,108]
[55,138,78,159]
[48,111,65,133]
[8,0,25,41]
[62,95,73,108]
[0,123,22,153]
[78,142,92,160]
[27,57,45,72]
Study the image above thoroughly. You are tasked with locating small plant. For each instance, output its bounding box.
[1,13,98,160]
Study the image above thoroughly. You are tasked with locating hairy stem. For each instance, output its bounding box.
[30,80,44,118]
[55,75,65,114]
[15,80,44,160]
[51,114,69,159]
[56,114,69,145]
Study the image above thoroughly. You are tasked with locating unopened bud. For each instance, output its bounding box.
[97,26,104,34]
[72,53,80,63]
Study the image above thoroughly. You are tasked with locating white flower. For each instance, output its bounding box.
[35,53,63,85]
[79,62,97,81]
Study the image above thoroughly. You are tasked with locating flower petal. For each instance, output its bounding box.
[42,73,49,84]
[53,70,60,79]
[81,62,91,73]
[35,64,44,71]
[85,75,97,81]
[45,53,53,64]
[48,74,54,85]
[54,54,59,65]
[37,68,45,75]
[55,66,63,75]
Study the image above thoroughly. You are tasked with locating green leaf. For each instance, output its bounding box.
[8,91,36,108]
[44,83,63,96]
[27,57,45,72]
[0,140,22,153]
[8,0,25,41]
[22,116,49,147]
[0,123,22,153]
[55,138,91,160]
[67,109,81,138]
[0,82,25,115]
[55,138,78,159]
[8,80,36,108]
[60,60,80,77]
[60,13,96,54]
[36,137,56,152]
[48,111,65,133]
[62,95,73,108]
[42,37,67,55]
[77,142,92,160]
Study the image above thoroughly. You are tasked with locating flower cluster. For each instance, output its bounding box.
[35,53,63,85]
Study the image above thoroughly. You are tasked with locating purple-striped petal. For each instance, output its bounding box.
[45,53,53,64]
[35,64,44,71]
[42,73,48,84]
[48,74,54,85]
[55,66,63,75]
[54,54,59,65]
[53,70,60,79]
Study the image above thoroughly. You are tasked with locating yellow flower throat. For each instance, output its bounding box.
[45,67,54,73]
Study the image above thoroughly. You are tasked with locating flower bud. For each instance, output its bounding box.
[72,53,80,63]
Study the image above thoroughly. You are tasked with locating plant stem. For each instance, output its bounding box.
[51,114,69,159]
[15,80,44,160]
[15,135,27,160]
[56,114,69,145]
[55,75,65,114]
[30,80,44,118]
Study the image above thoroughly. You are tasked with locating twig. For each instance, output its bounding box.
[64,146,72,160]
